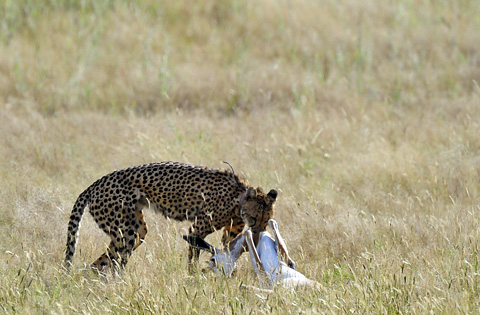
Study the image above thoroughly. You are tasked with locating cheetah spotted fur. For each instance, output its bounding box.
[64,161,277,271]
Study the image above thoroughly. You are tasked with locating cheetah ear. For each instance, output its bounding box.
[247,187,256,199]
[267,189,278,201]
[255,187,264,194]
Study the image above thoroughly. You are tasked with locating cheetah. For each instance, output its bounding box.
[64,161,278,271]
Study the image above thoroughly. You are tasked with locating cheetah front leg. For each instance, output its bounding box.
[186,226,203,265]
[187,214,215,269]
[222,218,245,249]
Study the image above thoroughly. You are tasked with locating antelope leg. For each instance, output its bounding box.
[268,219,296,269]
[245,230,265,276]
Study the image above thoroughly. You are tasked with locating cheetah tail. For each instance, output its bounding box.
[64,189,90,269]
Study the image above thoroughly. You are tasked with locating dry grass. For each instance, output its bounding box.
[1,0,480,313]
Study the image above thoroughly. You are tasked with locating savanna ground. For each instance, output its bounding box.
[1,0,480,313]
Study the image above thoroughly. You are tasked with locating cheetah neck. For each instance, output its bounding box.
[236,188,248,217]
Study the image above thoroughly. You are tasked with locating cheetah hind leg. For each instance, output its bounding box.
[91,208,148,274]
[90,240,120,274]
[114,207,149,269]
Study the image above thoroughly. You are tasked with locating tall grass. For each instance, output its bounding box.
[1,0,480,313]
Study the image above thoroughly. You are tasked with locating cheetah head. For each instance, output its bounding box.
[239,187,277,233]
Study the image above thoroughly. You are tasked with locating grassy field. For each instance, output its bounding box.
[1,0,480,313]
